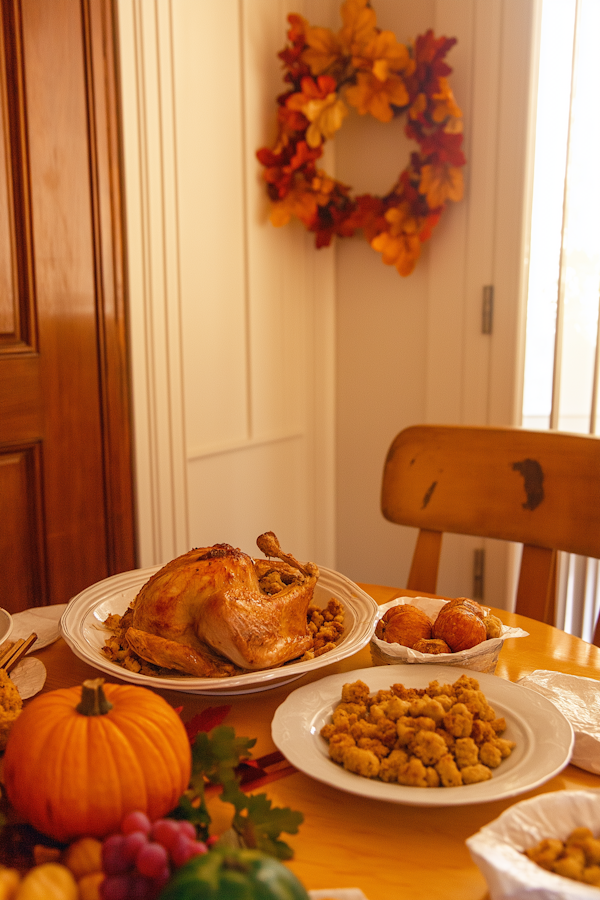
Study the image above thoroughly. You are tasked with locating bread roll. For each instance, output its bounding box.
[440,597,485,619]
[432,605,486,652]
[375,605,432,648]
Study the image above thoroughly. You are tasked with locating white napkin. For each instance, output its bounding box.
[518,670,600,774]
[10,604,66,651]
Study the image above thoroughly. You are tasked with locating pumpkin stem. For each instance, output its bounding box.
[76,678,114,716]
[222,855,252,874]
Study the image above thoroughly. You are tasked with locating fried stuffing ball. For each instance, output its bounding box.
[525,828,600,886]
[412,638,451,655]
[483,613,503,639]
[321,674,515,788]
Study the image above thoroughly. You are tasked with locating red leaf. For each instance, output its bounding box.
[185,705,231,742]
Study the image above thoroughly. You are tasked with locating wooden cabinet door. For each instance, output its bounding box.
[0,0,135,613]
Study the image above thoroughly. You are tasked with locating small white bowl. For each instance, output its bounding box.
[467,789,600,900]
[0,607,14,645]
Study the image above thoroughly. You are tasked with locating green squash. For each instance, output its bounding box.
[158,848,310,900]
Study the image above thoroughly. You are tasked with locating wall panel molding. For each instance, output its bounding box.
[0,0,36,354]
[117,0,189,566]
[117,0,336,567]
[0,441,48,610]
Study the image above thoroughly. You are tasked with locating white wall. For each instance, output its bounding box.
[117,0,539,609]
[117,0,336,570]
[334,0,539,608]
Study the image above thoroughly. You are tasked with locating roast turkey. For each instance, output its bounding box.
[125,532,319,675]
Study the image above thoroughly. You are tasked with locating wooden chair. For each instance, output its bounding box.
[381,424,600,645]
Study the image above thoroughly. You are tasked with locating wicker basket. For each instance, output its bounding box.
[369,596,528,675]
[370,634,504,674]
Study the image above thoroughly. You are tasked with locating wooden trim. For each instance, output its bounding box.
[115,0,193,566]
[0,0,36,354]
[593,609,600,648]
[0,439,48,609]
[81,0,136,573]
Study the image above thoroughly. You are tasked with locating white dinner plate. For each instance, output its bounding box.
[59,565,378,695]
[271,664,574,807]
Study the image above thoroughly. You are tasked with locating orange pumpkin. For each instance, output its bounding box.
[3,678,191,842]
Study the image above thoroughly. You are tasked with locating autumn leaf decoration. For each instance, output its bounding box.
[256,0,466,277]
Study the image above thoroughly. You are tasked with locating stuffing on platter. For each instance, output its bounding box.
[320,673,515,787]
[525,828,600,887]
[102,533,344,679]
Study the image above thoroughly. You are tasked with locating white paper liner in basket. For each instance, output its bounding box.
[466,789,600,900]
[370,597,529,674]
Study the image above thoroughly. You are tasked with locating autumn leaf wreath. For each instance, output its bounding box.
[256,0,466,277]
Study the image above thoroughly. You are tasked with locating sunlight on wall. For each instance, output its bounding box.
[522,0,600,435]
[522,0,600,641]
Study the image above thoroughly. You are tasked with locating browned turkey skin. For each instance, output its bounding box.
[125,533,319,675]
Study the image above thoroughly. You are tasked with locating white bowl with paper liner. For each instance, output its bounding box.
[0,607,13,646]
[467,789,600,900]
[370,596,529,674]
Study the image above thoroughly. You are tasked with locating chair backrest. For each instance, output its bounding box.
[381,424,600,641]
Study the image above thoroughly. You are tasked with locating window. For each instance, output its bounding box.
[522,0,600,640]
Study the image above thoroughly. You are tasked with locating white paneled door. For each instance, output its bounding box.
[117,0,335,569]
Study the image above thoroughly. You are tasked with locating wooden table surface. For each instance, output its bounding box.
[6,584,600,899]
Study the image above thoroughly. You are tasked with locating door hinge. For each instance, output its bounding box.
[473,548,485,599]
[482,285,494,335]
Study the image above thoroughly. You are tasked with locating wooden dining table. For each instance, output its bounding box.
[4,583,600,900]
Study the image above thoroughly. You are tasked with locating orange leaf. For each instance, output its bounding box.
[420,164,464,208]
[339,0,378,55]
[371,230,422,276]
[303,26,343,75]
[345,72,409,121]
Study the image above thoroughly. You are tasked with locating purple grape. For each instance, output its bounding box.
[122,830,148,864]
[176,820,197,841]
[169,832,209,867]
[100,874,135,900]
[121,810,152,835]
[102,834,131,876]
[136,841,169,879]
[169,832,195,868]
[153,865,171,894]
[128,874,156,900]
[149,818,181,851]
[187,840,208,859]
[155,864,171,887]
